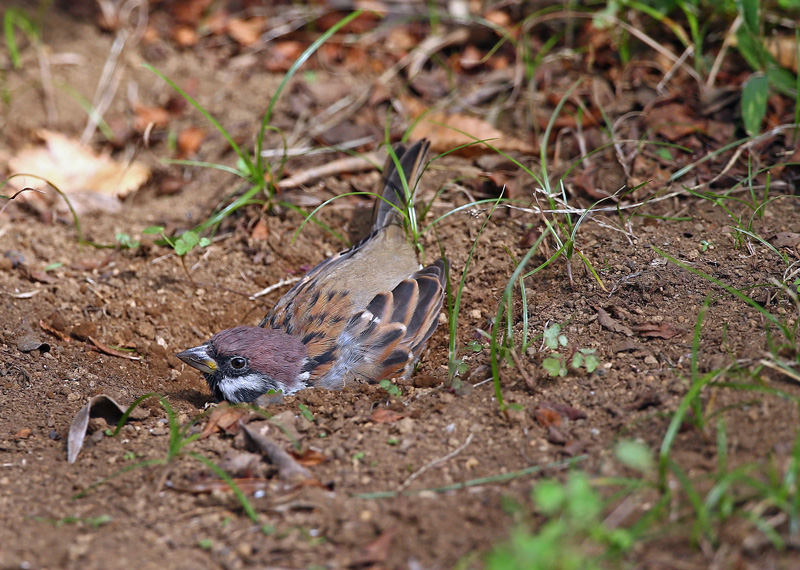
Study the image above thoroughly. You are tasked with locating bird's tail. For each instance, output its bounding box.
[372,139,430,230]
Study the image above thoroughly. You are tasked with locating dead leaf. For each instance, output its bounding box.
[250,219,269,241]
[7,130,150,215]
[350,528,396,567]
[26,269,56,284]
[264,41,305,72]
[534,407,561,428]
[134,104,171,132]
[227,16,266,46]
[183,478,271,495]
[40,319,71,343]
[241,422,312,482]
[409,109,537,156]
[540,401,588,421]
[597,307,633,337]
[176,126,206,158]
[632,322,683,339]
[771,232,800,249]
[765,35,799,72]
[547,425,566,444]
[370,408,407,424]
[626,390,663,411]
[172,25,198,47]
[14,428,32,439]
[290,448,329,466]
[87,336,141,360]
[200,404,250,439]
[67,395,144,463]
[15,319,49,353]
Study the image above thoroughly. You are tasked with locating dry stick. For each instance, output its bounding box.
[81,30,126,144]
[707,15,743,90]
[656,44,695,93]
[683,123,800,191]
[80,0,148,144]
[397,433,474,492]
[278,151,383,190]
[241,422,311,482]
[249,277,300,300]
[36,46,58,124]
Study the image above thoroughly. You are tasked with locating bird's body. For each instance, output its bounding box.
[177,140,446,405]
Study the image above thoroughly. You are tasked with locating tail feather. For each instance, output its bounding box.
[372,139,430,230]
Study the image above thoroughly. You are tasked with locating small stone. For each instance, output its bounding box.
[71,322,96,341]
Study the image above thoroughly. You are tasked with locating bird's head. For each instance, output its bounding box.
[176,325,308,403]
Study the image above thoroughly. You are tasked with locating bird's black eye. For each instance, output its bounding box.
[230,356,247,370]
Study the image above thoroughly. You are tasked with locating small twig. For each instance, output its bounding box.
[260,136,376,159]
[278,151,382,190]
[249,277,300,300]
[397,433,474,492]
[509,349,536,392]
[241,422,311,482]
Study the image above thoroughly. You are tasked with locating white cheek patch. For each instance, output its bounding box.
[218,373,268,401]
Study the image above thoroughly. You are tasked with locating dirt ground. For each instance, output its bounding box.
[2,3,800,570]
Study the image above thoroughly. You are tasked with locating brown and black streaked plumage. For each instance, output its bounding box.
[177,140,447,405]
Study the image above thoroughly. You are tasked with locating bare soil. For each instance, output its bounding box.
[2,4,800,570]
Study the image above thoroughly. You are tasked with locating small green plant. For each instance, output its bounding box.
[3,7,41,69]
[36,514,113,528]
[485,473,634,570]
[541,323,601,378]
[197,538,214,550]
[379,379,401,398]
[115,232,140,249]
[297,403,314,422]
[142,225,210,280]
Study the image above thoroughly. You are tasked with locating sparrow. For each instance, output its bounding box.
[177,139,446,405]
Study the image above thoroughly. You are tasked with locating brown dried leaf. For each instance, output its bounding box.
[264,41,305,72]
[597,307,633,337]
[27,269,56,284]
[227,16,266,46]
[87,336,141,360]
[540,401,588,421]
[176,126,206,158]
[534,407,561,428]
[183,478,271,495]
[134,104,171,131]
[547,425,566,444]
[14,428,32,439]
[40,319,71,343]
[410,110,537,156]
[67,395,129,463]
[7,130,150,214]
[172,25,198,47]
[249,219,269,241]
[290,448,329,466]
[241,422,312,482]
[771,232,800,249]
[632,322,683,339]
[200,404,250,439]
[370,408,407,424]
[350,528,396,567]
[765,35,799,72]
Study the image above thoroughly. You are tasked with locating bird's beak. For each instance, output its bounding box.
[176,344,217,374]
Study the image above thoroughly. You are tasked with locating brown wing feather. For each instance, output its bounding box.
[313,258,447,389]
